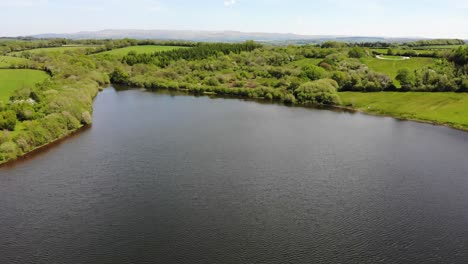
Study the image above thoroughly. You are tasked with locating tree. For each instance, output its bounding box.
[0,111,17,131]
[110,67,129,84]
[301,65,326,81]
[396,68,416,90]
[449,46,468,66]
[294,79,341,105]
[348,47,367,58]
[321,41,347,48]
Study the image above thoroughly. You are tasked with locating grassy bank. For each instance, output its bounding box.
[0,69,49,102]
[339,92,468,130]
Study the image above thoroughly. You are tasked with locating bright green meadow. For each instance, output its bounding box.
[339,92,468,130]
[0,69,49,102]
[0,56,32,68]
[9,46,101,56]
[95,45,187,57]
[361,57,436,86]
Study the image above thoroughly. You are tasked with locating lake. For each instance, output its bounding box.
[1,87,468,263]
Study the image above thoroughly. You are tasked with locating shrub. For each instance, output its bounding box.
[204,77,220,86]
[0,111,17,131]
[81,111,93,125]
[0,141,19,162]
[294,79,341,105]
[348,47,367,58]
[110,67,129,84]
[283,94,296,104]
[301,65,327,81]
[396,68,416,90]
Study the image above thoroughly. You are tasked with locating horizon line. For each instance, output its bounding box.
[3,29,467,40]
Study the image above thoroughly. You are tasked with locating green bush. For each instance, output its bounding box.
[294,79,341,105]
[0,141,19,162]
[283,94,296,104]
[348,47,367,58]
[396,68,416,90]
[110,67,129,84]
[0,110,17,131]
[301,65,327,81]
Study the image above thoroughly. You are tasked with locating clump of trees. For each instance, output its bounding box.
[294,79,341,105]
[123,41,262,67]
[395,48,468,92]
[449,46,468,66]
[348,46,368,58]
[397,65,459,92]
[406,39,465,47]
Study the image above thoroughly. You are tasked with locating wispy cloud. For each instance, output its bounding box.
[224,0,236,7]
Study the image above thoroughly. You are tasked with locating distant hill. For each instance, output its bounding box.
[28,29,429,44]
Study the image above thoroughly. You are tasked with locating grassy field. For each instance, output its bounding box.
[0,56,32,68]
[0,69,49,102]
[9,46,101,56]
[339,92,468,130]
[95,45,187,57]
[361,57,435,86]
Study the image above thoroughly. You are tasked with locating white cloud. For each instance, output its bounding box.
[224,0,236,7]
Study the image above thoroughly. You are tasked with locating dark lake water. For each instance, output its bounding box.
[1,87,468,264]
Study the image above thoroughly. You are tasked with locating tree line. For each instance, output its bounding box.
[122,41,262,67]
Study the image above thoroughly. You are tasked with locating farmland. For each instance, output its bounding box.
[95,45,187,57]
[8,45,101,56]
[0,69,49,102]
[0,56,33,68]
[361,57,436,86]
[339,92,468,130]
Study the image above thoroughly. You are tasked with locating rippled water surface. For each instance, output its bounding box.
[1,87,468,263]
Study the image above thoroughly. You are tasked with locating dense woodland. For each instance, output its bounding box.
[0,38,468,162]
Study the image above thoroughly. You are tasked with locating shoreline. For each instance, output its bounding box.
[2,88,467,167]
[331,105,468,133]
[0,125,91,168]
[155,88,468,133]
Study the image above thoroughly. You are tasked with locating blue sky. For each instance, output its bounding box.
[2,0,467,38]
